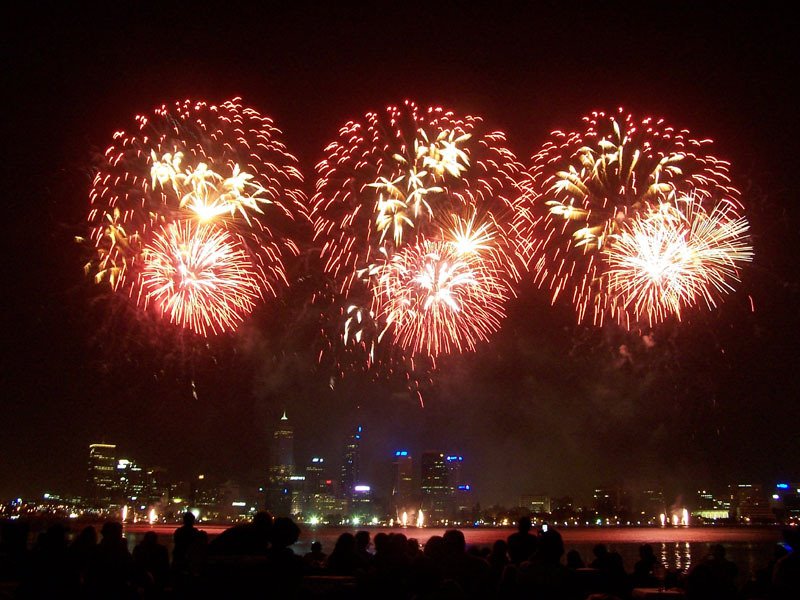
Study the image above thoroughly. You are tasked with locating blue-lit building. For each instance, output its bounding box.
[421,452,450,524]
[770,482,800,523]
[392,450,414,517]
[340,425,363,502]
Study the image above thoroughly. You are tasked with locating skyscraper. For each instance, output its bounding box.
[421,452,450,524]
[391,450,414,517]
[266,411,294,515]
[87,443,117,508]
[340,424,362,500]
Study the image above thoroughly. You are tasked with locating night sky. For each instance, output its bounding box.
[3,2,799,507]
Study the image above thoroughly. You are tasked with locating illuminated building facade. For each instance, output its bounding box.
[391,450,414,517]
[266,411,294,516]
[87,443,117,507]
[592,485,632,520]
[303,457,340,518]
[421,452,450,524]
[521,494,551,515]
[340,425,362,501]
[730,483,773,523]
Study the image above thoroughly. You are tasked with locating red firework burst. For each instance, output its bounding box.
[84,98,306,335]
[310,100,524,370]
[520,107,752,328]
[140,221,262,336]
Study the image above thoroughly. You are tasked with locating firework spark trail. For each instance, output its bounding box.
[521,107,752,328]
[371,238,507,356]
[310,100,525,375]
[141,221,262,336]
[605,196,753,326]
[85,98,306,335]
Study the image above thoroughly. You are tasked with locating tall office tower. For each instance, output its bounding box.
[116,457,147,505]
[592,485,632,520]
[340,425,362,500]
[87,443,117,508]
[391,450,414,517]
[421,452,450,524]
[266,411,295,515]
[445,455,463,487]
[305,457,326,494]
[445,455,464,519]
[730,483,773,523]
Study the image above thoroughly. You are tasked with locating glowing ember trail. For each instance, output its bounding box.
[372,238,506,356]
[520,107,752,328]
[84,98,306,335]
[310,100,525,378]
[140,221,262,336]
[605,195,753,326]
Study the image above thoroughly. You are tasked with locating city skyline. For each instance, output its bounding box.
[3,4,799,506]
[5,430,798,529]
[7,409,797,519]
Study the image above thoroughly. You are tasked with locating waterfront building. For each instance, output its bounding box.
[453,484,474,520]
[87,443,117,508]
[692,489,731,521]
[191,473,222,519]
[266,411,294,516]
[350,484,375,522]
[391,450,414,517]
[592,485,632,520]
[520,494,551,515]
[340,424,362,501]
[116,458,150,508]
[305,457,326,494]
[636,489,666,522]
[771,482,800,522]
[303,457,340,518]
[421,452,450,524]
[730,483,773,523]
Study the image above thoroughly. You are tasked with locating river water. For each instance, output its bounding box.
[121,524,786,586]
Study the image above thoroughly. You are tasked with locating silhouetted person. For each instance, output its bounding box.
[20,523,71,598]
[326,532,361,576]
[367,532,412,599]
[771,529,800,600]
[440,529,492,599]
[516,528,580,600]
[488,539,510,590]
[590,543,611,570]
[632,543,660,588]
[0,520,29,583]
[409,535,445,597]
[565,549,584,570]
[266,517,304,596]
[132,531,169,597]
[589,542,628,595]
[406,537,421,559]
[172,511,207,595]
[207,510,272,556]
[355,530,373,567]
[68,525,97,590]
[507,516,537,564]
[687,544,738,600]
[85,521,132,599]
[304,541,327,572]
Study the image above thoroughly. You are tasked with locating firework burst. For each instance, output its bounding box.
[605,195,753,326]
[140,221,262,336]
[521,108,752,328]
[311,100,525,375]
[84,98,306,336]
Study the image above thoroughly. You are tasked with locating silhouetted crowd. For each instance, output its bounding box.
[1,513,798,599]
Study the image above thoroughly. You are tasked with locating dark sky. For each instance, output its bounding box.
[3,2,799,507]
